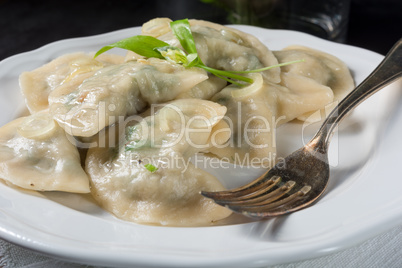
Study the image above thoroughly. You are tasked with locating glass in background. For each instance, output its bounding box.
[202,0,351,42]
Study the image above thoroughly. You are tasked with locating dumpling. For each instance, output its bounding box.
[0,112,90,193]
[127,18,281,83]
[188,19,280,83]
[208,74,277,167]
[19,52,125,113]
[85,99,232,226]
[175,74,227,100]
[265,73,334,125]
[49,58,208,137]
[273,46,354,122]
[207,71,336,167]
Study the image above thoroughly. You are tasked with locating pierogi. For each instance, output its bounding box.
[19,52,125,113]
[127,18,281,83]
[0,112,90,193]
[0,18,356,226]
[49,58,208,137]
[208,73,278,166]
[206,45,354,165]
[86,99,232,226]
[273,46,354,122]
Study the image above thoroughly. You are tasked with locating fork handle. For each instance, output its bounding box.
[311,38,402,152]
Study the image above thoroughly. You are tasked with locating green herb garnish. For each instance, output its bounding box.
[144,163,158,173]
[94,35,169,59]
[95,19,303,86]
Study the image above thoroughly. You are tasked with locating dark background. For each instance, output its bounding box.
[0,0,401,61]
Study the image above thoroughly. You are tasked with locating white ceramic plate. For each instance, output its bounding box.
[0,25,401,268]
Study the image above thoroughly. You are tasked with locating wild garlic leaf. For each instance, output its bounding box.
[201,66,254,84]
[168,19,254,85]
[232,59,305,74]
[94,18,302,87]
[170,19,198,54]
[94,35,169,59]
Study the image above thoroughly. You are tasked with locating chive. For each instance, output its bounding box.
[144,163,158,173]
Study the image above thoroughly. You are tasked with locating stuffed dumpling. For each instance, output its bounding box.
[0,112,90,193]
[49,58,208,137]
[273,46,354,122]
[19,52,125,113]
[208,73,277,167]
[127,18,281,83]
[86,99,232,226]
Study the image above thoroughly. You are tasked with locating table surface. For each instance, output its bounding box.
[0,0,401,267]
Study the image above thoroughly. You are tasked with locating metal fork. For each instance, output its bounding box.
[201,39,402,218]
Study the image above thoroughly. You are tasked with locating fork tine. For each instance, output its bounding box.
[228,186,312,218]
[201,175,281,200]
[214,181,296,206]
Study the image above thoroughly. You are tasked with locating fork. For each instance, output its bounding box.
[201,39,402,218]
